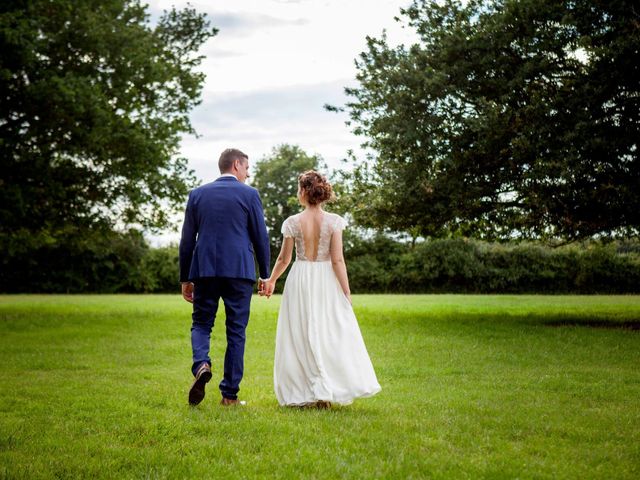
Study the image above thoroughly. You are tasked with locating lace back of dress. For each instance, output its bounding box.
[288,213,334,262]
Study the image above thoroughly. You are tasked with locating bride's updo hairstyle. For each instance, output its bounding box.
[298,170,334,205]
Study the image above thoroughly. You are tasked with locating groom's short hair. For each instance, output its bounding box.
[219,148,248,173]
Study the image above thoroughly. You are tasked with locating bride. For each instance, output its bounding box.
[261,170,381,408]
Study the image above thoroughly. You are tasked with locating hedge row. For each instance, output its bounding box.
[2,231,639,294]
[1,230,176,294]
[345,236,640,294]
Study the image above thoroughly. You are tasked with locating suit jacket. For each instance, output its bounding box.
[179,176,270,283]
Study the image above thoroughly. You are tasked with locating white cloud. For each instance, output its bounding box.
[211,12,310,37]
[182,80,360,183]
[181,0,418,93]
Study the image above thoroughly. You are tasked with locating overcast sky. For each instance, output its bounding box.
[146,0,416,243]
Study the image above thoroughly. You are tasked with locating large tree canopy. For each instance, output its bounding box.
[340,0,640,242]
[0,0,216,255]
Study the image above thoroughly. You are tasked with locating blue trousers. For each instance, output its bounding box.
[191,277,254,400]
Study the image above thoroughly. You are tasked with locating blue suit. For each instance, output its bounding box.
[179,176,270,400]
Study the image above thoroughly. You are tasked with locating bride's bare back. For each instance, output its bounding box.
[298,210,324,261]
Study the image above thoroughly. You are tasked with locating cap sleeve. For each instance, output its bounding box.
[281,217,295,238]
[333,214,348,232]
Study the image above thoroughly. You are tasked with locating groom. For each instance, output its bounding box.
[179,148,270,406]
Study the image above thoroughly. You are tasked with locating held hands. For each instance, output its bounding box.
[258,278,275,299]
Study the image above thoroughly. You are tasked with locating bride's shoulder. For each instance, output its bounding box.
[326,211,347,230]
[284,212,302,224]
[281,213,301,236]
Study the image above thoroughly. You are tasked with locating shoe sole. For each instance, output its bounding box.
[188,371,212,405]
[220,399,247,406]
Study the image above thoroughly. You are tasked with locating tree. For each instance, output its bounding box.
[251,144,326,258]
[0,0,217,257]
[337,0,640,242]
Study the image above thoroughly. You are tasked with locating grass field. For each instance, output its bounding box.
[1,294,639,479]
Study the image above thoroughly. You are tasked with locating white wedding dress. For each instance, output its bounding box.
[274,211,381,406]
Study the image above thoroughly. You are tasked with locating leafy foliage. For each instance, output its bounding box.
[340,0,640,241]
[2,232,638,293]
[0,0,216,255]
[345,237,640,294]
[0,228,150,293]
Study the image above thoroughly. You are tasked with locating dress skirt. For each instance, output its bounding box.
[274,260,381,406]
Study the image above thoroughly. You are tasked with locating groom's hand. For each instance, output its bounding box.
[181,282,194,303]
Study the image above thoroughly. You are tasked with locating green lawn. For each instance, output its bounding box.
[1,294,639,479]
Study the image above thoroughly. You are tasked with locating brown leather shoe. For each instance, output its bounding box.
[188,363,212,405]
[220,397,246,406]
[315,401,332,409]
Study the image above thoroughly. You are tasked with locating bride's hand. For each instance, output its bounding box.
[263,279,276,299]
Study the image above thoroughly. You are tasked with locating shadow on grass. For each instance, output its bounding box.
[371,310,640,334]
[543,319,640,330]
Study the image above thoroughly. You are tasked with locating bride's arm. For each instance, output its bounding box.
[330,229,351,303]
[263,237,294,297]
